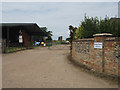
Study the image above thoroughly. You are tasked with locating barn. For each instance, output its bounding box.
[0,23,48,52]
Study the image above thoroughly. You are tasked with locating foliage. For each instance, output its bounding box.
[40,27,53,40]
[73,15,120,39]
[68,25,77,42]
[75,26,83,39]
[66,37,71,41]
[5,47,26,53]
[41,27,52,36]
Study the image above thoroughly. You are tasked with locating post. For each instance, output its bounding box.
[70,31,73,55]
[0,26,2,53]
[7,27,9,48]
[102,39,105,72]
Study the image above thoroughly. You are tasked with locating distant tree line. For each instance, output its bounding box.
[67,15,120,40]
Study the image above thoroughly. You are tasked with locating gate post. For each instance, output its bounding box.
[93,33,112,72]
[2,39,6,53]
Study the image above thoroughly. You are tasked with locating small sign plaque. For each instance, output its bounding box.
[94,42,103,49]
[19,35,23,43]
[19,36,22,39]
[19,38,23,43]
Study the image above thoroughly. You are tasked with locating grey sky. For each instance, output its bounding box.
[2,2,118,40]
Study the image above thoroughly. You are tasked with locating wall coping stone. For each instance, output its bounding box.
[105,37,119,41]
[73,38,94,42]
[93,33,112,37]
[73,37,119,42]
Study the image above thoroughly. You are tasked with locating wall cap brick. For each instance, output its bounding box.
[105,37,120,41]
[93,33,112,37]
[73,38,94,42]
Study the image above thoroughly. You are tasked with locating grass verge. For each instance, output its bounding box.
[5,47,33,53]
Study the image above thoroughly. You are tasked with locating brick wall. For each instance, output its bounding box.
[72,34,120,76]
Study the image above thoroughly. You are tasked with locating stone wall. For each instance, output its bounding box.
[72,34,119,76]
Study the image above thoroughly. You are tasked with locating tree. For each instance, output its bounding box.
[75,26,83,39]
[110,20,120,37]
[66,37,71,41]
[41,27,53,40]
[47,31,53,37]
[99,16,110,33]
[80,16,99,38]
[73,27,77,40]
[68,25,77,54]
[69,25,77,41]
[74,15,120,39]
[69,25,73,43]
[99,16,120,37]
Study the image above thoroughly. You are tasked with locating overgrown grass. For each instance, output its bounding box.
[5,47,27,53]
[5,45,51,53]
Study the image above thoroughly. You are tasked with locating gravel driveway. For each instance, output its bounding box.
[2,45,118,88]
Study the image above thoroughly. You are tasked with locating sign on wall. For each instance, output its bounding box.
[94,42,103,49]
[19,35,23,43]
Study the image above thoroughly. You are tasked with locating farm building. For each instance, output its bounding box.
[0,23,49,52]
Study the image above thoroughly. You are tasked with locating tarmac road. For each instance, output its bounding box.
[2,45,118,88]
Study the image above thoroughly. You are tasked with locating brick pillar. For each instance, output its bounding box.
[93,33,112,73]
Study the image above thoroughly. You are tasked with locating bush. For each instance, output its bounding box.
[75,15,120,39]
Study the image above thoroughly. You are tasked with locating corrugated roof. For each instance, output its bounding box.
[0,23,36,27]
[0,23,48,36]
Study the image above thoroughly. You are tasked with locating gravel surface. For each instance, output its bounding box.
[2,45,118,88]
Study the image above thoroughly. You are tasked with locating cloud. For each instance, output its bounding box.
[1,0,120,2]
[2,2,118,40]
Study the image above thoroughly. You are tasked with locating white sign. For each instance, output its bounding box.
[19,35,23,43]
[94,42,103,49]
[19,36,22,39]
[19,38,23,43]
